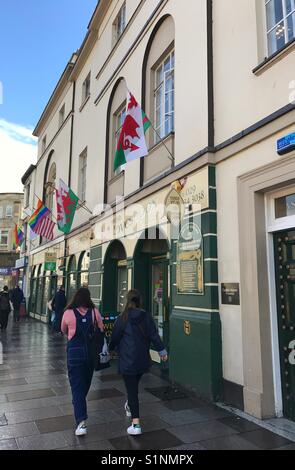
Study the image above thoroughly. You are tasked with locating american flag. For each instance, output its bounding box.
[35,217,55,241]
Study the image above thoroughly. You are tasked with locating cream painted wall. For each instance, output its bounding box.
[214,0,295,145]
[217,124,295,385]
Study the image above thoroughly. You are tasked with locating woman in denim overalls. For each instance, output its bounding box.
[61,288,104,436]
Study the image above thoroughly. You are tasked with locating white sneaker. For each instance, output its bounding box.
[127,424,142,435]
[75,421,87,436]
[125,401,132,417]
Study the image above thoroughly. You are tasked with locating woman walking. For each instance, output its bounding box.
[109,289,168,436]
[61,287,104,436]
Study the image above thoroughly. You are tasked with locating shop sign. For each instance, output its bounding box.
[277,132,295,156]
[44,252,57,272]
[177,223,204,295]
[221,283,240,305]
[165,188,185,225]
[0,268,13,275]
[15,257,28,269]
[45,262,57,272]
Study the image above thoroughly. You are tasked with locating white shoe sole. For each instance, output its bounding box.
[75,428,87,436]
[127,427,142,436]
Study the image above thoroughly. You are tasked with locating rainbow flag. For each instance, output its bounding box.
[28,198,50,233]
[13,225,25,249]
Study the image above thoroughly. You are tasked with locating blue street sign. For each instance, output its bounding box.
[277,132,295,156]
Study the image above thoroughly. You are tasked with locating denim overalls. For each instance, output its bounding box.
[67,308,94,425]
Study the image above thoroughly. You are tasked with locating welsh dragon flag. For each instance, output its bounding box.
[114,91,151,172]
[56,179,79,234]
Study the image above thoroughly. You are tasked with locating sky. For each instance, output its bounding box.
[0,0,98,193]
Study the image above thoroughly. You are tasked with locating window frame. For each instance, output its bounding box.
[0,229,9,248]
[154,50,175,145]
[265,0,295,55]
[82,72,91,106]
[79,148,88,202]
[6,205,13,218]
[114,2,126,43]
[113,103,127,177]
[59,104,65,128]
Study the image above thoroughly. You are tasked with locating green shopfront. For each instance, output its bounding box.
[89,165,222,401]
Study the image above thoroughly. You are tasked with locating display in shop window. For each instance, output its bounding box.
[177,222,204,295]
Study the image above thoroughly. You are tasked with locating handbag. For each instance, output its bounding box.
[88,311,105,371]
[96,337,111,371]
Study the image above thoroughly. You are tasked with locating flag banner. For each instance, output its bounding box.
[34,217,55,241]
[13,225,24,249]
[114,91,151,172]
[56,179,79,234]
[28,198,50,233]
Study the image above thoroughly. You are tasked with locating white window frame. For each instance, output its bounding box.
[6,205,12,218]
[82,73,91,105]
[0,230,9,248]
[265,0,295,56]
[114,104,127,176]
[267,185,295,232]
[154,50,175,144]
[79,149,87,202]
[59,104,65,128]
[114,2,126,42]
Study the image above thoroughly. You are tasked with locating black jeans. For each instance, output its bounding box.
[123,374,143,419]
[0,310,10,330]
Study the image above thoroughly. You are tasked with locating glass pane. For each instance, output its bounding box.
[287,11,295,40]
[80,271,89,288]
[275,193,295,218]
[152,264,165,340]
[117,267,128,313]
[266,0,284,30]
[156,66,163,87]
[42,277,51,317]
[164,56,171,73]
[267,21,286,54]
[286,0,295,14]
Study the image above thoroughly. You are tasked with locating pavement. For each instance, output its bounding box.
[0,318,295,451]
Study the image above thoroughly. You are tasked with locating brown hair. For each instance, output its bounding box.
[121,289,142,322]
[65,287,95,311]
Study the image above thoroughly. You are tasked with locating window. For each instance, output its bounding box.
[42,135,47,153]
[45,163,56,213]
[0,207,3,219]
[114,3,126,42]
[77,251,90,288]
[25,183,31,208]
[275,192,295,218]
[79,149,87,202]
[59,104,65,128]
[6,205,12,217]
[154,50,175,144]
[114,105,126,175]
[0,230,9,248]
[82,72,91,105]
[265,0,295,55]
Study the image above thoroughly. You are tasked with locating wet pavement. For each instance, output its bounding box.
[0,318,295,450]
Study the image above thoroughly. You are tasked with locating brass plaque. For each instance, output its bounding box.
[184,320,191,336]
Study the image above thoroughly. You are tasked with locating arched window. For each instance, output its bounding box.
[104,77,127,204]
[67,255,77,301]
[45,162,56,213]
[141,15,175,184]
[77,251,90,289]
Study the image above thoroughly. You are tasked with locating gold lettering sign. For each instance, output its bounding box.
[184,320,191,336]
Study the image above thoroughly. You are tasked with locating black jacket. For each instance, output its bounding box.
[0,291,11,312]
[109,308,166,375]
[52,290,67,314]
[10,287,24,309]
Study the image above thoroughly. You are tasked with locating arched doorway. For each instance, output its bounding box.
[133,227,170,349]
[102,240,127,316]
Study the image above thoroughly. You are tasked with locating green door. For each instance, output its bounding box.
[151,257,170,354]
[274,230,295,421]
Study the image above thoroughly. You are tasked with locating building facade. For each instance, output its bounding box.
[0,193,23,289]
[22,0,295,421]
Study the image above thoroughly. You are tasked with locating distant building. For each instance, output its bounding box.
[0,193,23,289]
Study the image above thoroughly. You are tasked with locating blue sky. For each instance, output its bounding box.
[0,0,97,191]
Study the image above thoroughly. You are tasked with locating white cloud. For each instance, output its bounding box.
[0,119,37,193]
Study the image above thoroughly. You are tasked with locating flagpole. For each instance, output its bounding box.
[149,122,175,163]
[32,192,59,224]
[49,183,93,215]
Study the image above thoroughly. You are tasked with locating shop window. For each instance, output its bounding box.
[275,192,295,218]
[117,261,128,313]
[30,266,38,313]
[265,0,295,56]
[0,206,3,219]
[67,255,77,301]
[77,251,90,288]
[36,265,45,315]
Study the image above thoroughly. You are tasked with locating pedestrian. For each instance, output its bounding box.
[52,286,67,333]
[10,284,24,323]
[0,286,12,331]
[109,289,168,436]
[61,287,104,436]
